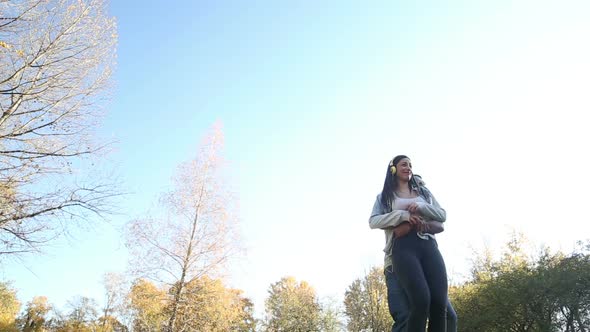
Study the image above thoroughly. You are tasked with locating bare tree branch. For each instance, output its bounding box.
[0,0,118,256]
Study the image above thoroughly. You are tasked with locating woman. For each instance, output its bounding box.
[369,155,448,331]
[382,174,457,332]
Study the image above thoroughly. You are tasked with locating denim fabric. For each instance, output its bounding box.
[385,265,409,332]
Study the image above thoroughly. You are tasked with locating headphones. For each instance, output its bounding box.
[389,160,396,175]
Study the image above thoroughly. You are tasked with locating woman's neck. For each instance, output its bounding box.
[396,181,411,193]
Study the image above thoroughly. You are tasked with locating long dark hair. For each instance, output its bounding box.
[380,155,427,212]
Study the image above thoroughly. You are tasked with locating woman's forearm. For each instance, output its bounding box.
[424,221,444,234]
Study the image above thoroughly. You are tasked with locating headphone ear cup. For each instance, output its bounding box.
[390,165,396,175]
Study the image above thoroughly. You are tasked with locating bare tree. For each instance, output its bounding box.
[0,0,118,255]
[100,272,127,330]
[125,123,241,332]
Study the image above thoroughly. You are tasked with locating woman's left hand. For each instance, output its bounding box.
[408,202,419,213]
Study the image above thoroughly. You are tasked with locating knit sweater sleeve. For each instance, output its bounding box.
[416,188,446,222]
[368,194,411,229]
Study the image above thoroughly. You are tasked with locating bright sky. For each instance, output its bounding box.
[3,0,590,319]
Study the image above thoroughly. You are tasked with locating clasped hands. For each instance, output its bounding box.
[393,202,430,238]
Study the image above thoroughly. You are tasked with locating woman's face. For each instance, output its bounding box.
[396,158,413,182]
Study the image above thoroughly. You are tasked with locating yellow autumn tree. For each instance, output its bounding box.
[0,282,20,332]
[263,277,322,332]
[169,275,256,332]
[128,279,167,332]
[125,123,242,332]
[18,296,51,332]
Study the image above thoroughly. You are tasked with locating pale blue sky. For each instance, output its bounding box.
[3,0,590,319]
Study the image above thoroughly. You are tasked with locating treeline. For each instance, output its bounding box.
[450,236,590,331]
[341,235,590,332]
[2,235,589,332]
[0,275,255,332]
[0,275,338,331]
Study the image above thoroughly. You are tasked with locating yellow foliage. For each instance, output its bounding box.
[0,283,20,332]
[128,279,167,331]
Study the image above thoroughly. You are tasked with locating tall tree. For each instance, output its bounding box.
[48,295,100,332]
[125,124,240,331]
[66,296,99,331]
[319,297,345,332]
[0,0,118,256]
[343,279,365,332]
[343,267,392,332]
[99,272,128,331]
[263,276,322,332]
